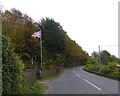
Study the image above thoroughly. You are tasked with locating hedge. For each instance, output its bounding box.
[2,36,24,94]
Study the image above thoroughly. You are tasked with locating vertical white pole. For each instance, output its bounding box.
[119,2,120,59]
[40,31,42,78]
[31,57,33,65]
[98,45,101,64]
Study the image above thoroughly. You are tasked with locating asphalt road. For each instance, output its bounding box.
[44,66,119,95]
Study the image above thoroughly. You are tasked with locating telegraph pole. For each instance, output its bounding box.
[98,45,101,64]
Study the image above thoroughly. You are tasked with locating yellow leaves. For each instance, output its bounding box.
[12,24,19,42]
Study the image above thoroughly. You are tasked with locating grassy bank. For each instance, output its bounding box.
[83,64,120,81]
[42,66,64,80]
[24,80,45,94]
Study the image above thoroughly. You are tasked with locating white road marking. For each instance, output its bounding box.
[73,69,81,77]
[84,79,102,91]
[73,69,101,91]
[76,74,81,77]
[74,70,76,73]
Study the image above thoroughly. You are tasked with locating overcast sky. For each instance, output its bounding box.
[1,0,119,57]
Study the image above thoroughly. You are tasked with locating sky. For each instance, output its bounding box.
[0,0,119,58]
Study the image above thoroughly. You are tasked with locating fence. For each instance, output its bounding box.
[23,68,36,88]
[23,67,61,87]
[42,69,57,77]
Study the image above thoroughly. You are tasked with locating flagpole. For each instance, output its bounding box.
[40,31,42,78]
[31,31,42,78]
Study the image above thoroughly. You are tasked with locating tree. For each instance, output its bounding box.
[39,18,65,55]
[2,9,38,62]
[100,50,111,64]
[2,9,89,69]
[111,55,118,63]
[64,34,88,67]
[91,51,99,58]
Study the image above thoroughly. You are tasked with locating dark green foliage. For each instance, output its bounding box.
[91,51,99,58]
[39,18,65,54]
[91,50,115,65]
[100,50,111,65]
[85,50,120,80]
[2,35,24,94]
[39,18,88,67]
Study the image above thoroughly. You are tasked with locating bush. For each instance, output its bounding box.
[99,65,111,74]
[107,62,116,71]
[99,62,116,74]
[2,36,24,94]
[26,80,44,94]
[85,64,99,72]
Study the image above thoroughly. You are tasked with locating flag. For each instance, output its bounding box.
[32,31,41,38]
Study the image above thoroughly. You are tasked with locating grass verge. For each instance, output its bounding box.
[26,80,45,94]
[83,67,120,81]
[41,67,64,81]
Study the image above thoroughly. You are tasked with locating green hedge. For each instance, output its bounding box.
[84,63,120,80]
[2,36,24,94]
[26,80,45,94]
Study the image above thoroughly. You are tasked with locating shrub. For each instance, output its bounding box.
[26,80,44,94]
[99,65,111,74]
[85,64,99,72]
[2,36,24,94]
[107,62,116,71]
